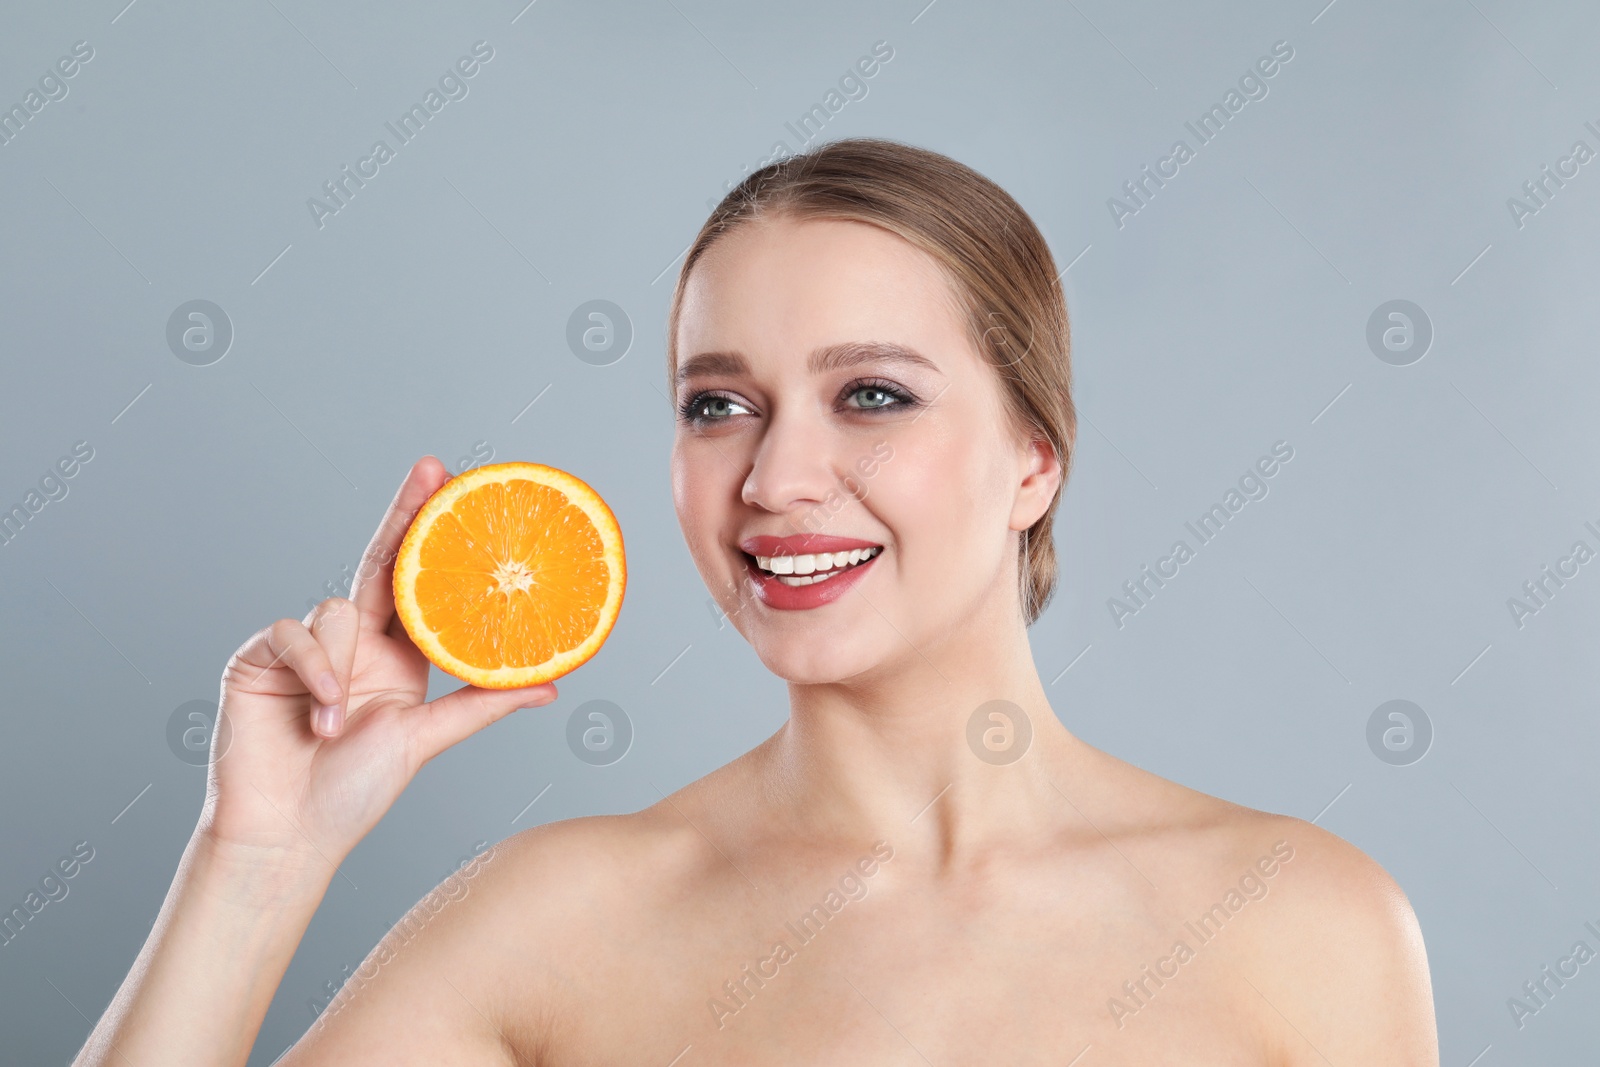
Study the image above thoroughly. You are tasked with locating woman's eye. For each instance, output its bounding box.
[683,393,751,422]
[681,382,914,423]
[845,383,909,410]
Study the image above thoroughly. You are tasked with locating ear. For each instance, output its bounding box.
[1010,434,1062,532]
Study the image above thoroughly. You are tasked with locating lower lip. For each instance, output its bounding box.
[743,551,881,611]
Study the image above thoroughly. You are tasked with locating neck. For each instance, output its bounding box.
[762,590,1081,865]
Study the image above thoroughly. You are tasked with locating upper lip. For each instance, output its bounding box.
[739,533,883,557]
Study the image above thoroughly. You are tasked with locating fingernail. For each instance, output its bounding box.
[317,672,341,702]
[314,704,342,736]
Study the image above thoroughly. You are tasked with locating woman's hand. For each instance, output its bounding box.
[202,455,557,869]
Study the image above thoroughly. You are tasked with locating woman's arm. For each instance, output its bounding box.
[278,830,556,1065]
[72,831,335,1065]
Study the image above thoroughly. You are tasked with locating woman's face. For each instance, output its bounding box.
[670,215,1057,684]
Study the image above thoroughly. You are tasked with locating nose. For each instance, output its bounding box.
[740,406,845,520]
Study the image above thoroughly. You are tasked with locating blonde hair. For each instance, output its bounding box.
[666,137,1076,626]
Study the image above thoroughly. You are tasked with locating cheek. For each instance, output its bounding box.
[672,441,736,557]
[884,434,1009,563]
[670,445,692,518]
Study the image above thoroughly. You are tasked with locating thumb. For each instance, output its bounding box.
[409,682,558,765]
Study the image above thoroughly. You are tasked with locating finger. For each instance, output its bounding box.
[407,682,559,768]
[349,455,451,633]
[308,597,362,737]
[229,618,343,704]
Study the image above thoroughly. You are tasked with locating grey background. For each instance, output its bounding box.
[2,0,1596,1062]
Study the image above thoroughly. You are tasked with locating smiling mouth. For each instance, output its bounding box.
[747,546,883,587]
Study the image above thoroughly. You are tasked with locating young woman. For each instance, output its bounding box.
[75,138,1438,1065]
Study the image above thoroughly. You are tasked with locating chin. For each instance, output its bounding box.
[752,643,876,686]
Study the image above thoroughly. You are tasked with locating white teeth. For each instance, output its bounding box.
[754,546,881,584]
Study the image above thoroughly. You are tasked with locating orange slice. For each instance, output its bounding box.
[393,461,625,688]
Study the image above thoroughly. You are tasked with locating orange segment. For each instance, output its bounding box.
[393,462,625,688]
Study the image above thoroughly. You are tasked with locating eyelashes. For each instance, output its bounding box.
[677,378,919,425]
[676,391,747,423]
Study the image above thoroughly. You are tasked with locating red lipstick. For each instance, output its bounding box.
[739,533,882,557]
[737,533,885,611]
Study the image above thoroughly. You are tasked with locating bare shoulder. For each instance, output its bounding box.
[1077,748,1427,952]
[1220,811,1438,1065]
[1165,794,1437,1066]
[1071,748,1437,1064]
[481,802,703,915]
[1182,802,1422,954]
[281,804,704,1065]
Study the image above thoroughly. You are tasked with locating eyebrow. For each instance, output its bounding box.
[674,341,944,389]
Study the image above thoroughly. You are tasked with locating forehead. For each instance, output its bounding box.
[675,215,972,367]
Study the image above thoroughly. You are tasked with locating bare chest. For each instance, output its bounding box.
[526,876,1279,1066]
